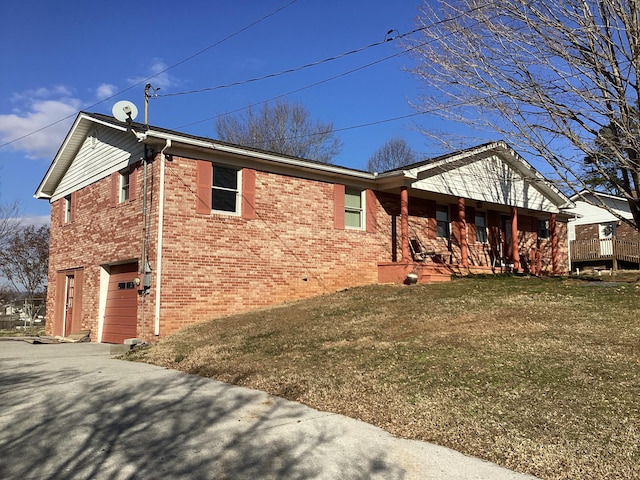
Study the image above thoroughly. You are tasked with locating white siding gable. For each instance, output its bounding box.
[409,155,558,212]
[52,125,144,201]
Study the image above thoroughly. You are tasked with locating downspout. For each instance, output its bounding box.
[154,138,170,336]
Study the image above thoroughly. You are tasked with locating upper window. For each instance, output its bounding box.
[475,213,488,243]
[436,206,450,239]
[345,188,364,229]
[64,194,72,223]
[212,165,241,213]
[119,170,130,203]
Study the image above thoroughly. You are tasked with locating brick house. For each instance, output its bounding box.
[567,191,640,271]
[35,112,573,343]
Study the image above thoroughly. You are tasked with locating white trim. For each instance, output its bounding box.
[154,141,169,336]
[211,165,242,216]
[344,187,365,230]
[97,266,109,342]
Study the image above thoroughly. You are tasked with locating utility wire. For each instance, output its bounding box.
[160,26,425,98]
[0,0,299,151]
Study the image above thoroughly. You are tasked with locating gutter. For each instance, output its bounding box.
[154,138,170,336]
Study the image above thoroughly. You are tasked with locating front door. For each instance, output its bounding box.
[63,275,75,336]
[599,223,615,256]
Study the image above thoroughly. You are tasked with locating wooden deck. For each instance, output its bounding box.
[571,237,640,268]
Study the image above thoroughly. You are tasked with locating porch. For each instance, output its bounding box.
[376,186,562,284]
[570,237,640,270]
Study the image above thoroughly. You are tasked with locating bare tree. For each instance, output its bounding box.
[0,200,20,251]
[407,0,640,229]
[0,225,49,325]
[215,99,343,164]
[367,137,418,173]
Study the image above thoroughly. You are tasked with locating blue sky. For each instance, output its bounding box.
[0,0,487,222]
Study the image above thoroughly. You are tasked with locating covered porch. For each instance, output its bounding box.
[372,143,570,284]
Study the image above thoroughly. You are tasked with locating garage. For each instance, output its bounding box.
[102,262,138,344]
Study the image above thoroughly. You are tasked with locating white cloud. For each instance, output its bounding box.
[18,215,50,227]
[96,83,118,100]
[10,85,73,103]
[0,97,80,159]
[127,60,176,90]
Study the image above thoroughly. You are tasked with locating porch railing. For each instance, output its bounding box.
[570,237,640,266]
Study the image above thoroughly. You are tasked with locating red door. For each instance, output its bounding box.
[102,263,138,344]
[64,275,75,336]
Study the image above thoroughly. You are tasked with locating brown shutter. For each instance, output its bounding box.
[366,189,377,233]
[242,168,256,220]
[333,184,345,230]
[488,210,500,246]
[451,204,461,246]
[196,160,212,214]
[426,200,437,239]
[70,192,77,222]
[129,165,138,201]
[466,206,476,242]
[59,199,65,225]
[111,172,119,205]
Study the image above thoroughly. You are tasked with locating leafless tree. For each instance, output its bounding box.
[215,99,343,164]
[0,224,49,325]
[0,200,20,251]
[407,0,640,229]
[367,137,418,173]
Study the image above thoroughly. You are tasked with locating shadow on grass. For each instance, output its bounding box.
[0,346,404,480]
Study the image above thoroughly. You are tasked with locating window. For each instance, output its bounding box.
[436,206,450,239]
[599,222,615,239]
[475,213,488,243]
[538,219,550,239]
[64,195,72,223]
[119,170,130,203]
[345,188,364,229]
[212,165,241,213]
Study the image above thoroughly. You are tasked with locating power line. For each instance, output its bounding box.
[0,0,300,151]
[160,26,426,98]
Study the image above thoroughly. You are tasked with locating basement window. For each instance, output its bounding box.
[212,165,241,214]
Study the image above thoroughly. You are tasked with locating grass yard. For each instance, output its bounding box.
[126,274,640,479]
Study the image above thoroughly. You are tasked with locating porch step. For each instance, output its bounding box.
[417,273,452,283]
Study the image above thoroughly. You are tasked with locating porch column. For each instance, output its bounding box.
[510,207,520,270]
[550,213,558,274]
[401,186,409,262]
[458,197,469,267]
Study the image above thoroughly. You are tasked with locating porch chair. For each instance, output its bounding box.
[409,238,430,262]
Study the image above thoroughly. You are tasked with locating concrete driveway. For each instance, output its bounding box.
[0,341,540,480]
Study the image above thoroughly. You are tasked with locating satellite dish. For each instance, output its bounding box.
[112,100,139,123]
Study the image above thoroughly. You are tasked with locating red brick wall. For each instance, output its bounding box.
[575,224,599,241]
[155,155,391,337]
[46,161,155,342]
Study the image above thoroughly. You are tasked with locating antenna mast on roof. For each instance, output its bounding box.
[144,83,160,126]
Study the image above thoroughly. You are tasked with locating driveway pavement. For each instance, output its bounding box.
[0,341,540,480]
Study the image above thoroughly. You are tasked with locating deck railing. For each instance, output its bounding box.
[570,237,640,266]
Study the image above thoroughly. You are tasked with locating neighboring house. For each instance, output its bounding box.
[35,112,573,344]
[566,191,640,271]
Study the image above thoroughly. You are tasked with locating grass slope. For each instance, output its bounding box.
[127,275,640,479]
